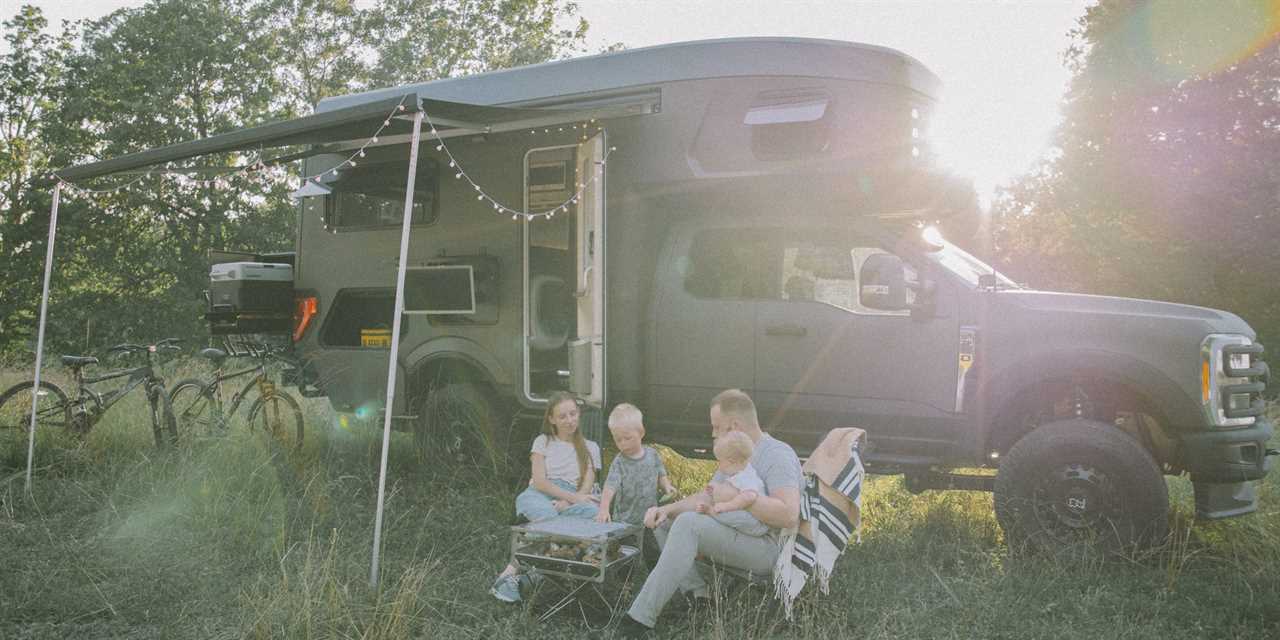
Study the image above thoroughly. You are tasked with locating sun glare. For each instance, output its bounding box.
[928,85,1059,211]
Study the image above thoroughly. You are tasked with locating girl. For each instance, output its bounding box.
[491,391,601,602]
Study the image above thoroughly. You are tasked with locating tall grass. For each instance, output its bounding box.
[2,370,1278,639]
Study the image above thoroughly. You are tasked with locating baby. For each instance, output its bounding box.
[694,431,769,537]
[596,403,677,526]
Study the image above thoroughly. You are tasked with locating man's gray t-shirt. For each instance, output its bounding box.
[748,434,803,541]
[604,446,668,525]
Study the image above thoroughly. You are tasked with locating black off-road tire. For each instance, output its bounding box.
[414,383,511,476]
[994,418,1169,555]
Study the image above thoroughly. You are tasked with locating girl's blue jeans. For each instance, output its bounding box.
[516,478,598,522]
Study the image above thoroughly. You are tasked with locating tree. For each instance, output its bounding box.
[993,0,1280,346]
[0,5,74,352]
[366,0,588,87]
[0,0,594,356]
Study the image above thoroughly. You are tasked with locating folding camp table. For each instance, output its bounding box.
[509,517,643,624]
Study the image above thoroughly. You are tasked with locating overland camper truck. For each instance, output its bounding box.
[276,39,1269,549]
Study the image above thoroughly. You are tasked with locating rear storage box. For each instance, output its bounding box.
[207,262,294,335]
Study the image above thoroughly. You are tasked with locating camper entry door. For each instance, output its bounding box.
[522,134,606,405]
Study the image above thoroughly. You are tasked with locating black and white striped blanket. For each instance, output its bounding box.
[773,445,864,618]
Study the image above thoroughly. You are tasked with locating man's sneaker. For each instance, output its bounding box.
[614,614,656,639]
[490,574,522,603]
[668,590,713,618]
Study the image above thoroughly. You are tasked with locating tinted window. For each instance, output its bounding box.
[747,90,833,160]
[683,229,915,313]
[324,160,438,230]
[320,289,407,347]
[682,230,777,299]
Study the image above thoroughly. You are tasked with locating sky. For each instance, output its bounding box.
[11,0,1093,206]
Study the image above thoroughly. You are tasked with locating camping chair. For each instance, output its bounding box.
[699,428,868,617]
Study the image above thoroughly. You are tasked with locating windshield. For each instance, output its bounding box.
[921,236,1019,288]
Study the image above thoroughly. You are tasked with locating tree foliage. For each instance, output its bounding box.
[0,0,590,356]
[993,0,1280,346]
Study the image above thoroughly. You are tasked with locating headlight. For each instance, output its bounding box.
[1201,334,1263,428]
[1228,352,1251,372]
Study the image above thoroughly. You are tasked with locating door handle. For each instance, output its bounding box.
[764,323,807,337]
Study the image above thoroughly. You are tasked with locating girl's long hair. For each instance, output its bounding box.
[542,391,592,490]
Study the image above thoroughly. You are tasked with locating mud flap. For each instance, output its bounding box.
[1193,480,1258,519]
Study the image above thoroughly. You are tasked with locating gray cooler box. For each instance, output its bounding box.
[207,262,294,335]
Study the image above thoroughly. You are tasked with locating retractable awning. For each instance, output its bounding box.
[56,92,655,181]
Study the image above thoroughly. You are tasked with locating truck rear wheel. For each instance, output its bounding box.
[414,383,510,476]
[994,418,1169,554]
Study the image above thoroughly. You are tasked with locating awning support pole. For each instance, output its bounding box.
[370,107,424,588]
[26,182,61,493]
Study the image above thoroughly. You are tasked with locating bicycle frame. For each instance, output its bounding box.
[200,360,277,422]
[74,362,160,416]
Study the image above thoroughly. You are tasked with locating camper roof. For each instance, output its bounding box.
[55,38,940,181]
[316,37,941,113]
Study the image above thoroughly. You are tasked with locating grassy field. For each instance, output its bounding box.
[2,366,1278,639]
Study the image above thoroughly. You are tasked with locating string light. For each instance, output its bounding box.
[419,107,615,221]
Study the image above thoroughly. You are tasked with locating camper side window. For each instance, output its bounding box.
[746,90,833,160]
[324,161,439,230]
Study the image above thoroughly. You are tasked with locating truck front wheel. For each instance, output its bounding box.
[994,419,1169,554]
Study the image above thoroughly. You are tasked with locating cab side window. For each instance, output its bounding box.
[683,228,914,313]
[682,230,777,299]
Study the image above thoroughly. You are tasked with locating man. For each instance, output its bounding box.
[615,389,803,637]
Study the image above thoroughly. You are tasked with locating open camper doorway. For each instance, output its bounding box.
[522,134,605,405]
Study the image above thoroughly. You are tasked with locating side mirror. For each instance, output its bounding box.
[859,254,907,310]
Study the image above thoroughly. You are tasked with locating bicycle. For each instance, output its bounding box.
[0,338,181,448]
[167,340,304,451]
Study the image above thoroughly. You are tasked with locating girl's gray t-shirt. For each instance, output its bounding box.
[604,446,668,525]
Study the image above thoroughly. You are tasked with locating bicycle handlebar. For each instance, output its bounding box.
[107,338,182,355]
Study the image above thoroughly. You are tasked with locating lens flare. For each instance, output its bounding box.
[1136,0,1280,81]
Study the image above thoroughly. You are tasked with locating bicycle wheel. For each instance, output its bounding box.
[248,392,304,452]
[0,380,73,434]
[148,385,178,448]
[168,378,221,442]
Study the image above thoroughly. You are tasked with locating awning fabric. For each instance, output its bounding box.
[55,93,619,181]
